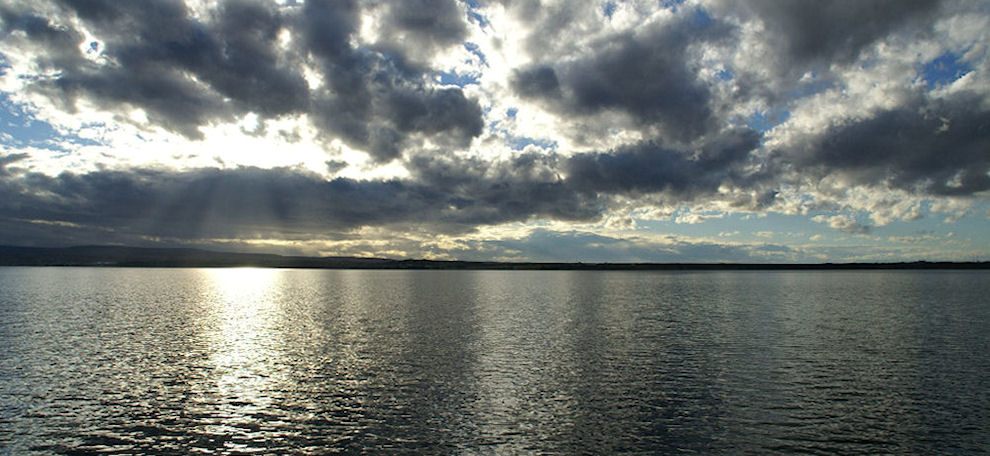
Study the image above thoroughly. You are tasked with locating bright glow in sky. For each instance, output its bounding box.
[1,0,988,262]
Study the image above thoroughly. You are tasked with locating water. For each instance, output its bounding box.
[0,268,988,455]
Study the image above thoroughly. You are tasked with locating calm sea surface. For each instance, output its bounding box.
[1,268,988,454]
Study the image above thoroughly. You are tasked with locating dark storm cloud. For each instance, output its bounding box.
[0,167,421,239]
[565,128,764,199]
[791,91,990,196]
[299,0,481,161]
[511,10,731,142]
[406,127,769,222]
[713,0,944,105]
[75,125,766,242]
[511,66,560,98]
[5,124,774,244]
[307,71,483,161]
[380,0,467,53]
[737,0,939,66]
[384,87,484,145]
[0,152,29,176]
[297,0,359,60]
[0,158,601,242]
[407,152,600,225]
[7,0,308,137]
[46,0,302,137]
[1,0,482,160]
[1,0,987,256]
[0,6,85,70]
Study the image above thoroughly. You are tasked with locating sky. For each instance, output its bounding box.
[0,0,988,263]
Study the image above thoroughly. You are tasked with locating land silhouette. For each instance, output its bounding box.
[0,245,986,270]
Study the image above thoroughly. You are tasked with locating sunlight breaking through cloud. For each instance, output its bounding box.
[0,0,988,262]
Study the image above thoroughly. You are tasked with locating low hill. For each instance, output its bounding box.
[0,245,987,270]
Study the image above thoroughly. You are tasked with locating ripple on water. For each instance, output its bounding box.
[0,268,988,454]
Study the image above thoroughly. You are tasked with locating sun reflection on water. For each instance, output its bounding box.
[200,268,286,445]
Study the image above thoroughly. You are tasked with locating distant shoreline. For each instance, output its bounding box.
[1,245,987,270]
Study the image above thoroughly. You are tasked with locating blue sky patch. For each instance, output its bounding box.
[464,1,490,28]
[464,42,488,67]
[604,2,618,18]
[0,94,100,152]
[507,136,557,151]
[690,7,714,28]
[1,95,61,145]
[438,71,479,87]
[745,110,791,133]
[922,51,973,89]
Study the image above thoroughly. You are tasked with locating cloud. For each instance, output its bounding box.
[1,0,483,162]
[511,8,731,142]
[564,128,765,201]
[0,0,988,261]
[788,91,990,197]
[710,0,943,107]
[460,228,799,263]
[0,130,767,249]
[511,66,561,98]
[376,0,468,62]
[726,0,939,67]
[0,152,29,176]
[674,212,721,225]
[0,156,605,244]
[811,214,871,235]
[406,151,601,226]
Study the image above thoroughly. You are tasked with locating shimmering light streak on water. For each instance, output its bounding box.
[0,268,988,454]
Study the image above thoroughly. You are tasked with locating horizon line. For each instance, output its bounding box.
[1,245,988,270]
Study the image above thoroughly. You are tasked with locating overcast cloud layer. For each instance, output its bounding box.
[1,0,988,262]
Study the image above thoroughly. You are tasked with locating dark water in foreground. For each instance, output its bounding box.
[1,268,988,455]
